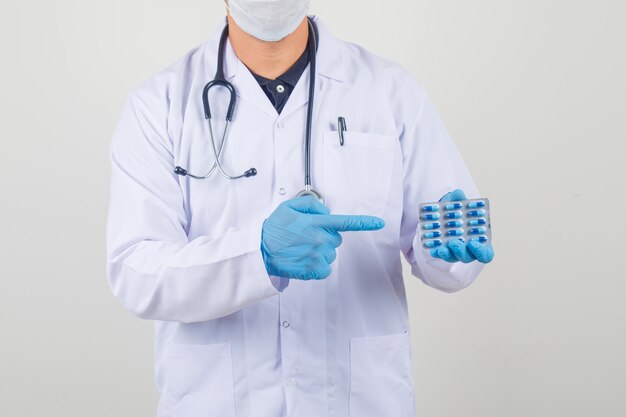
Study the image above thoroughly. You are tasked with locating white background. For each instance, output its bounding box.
[1,1,624,416]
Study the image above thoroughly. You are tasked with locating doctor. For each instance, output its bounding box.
[106,0,494,416]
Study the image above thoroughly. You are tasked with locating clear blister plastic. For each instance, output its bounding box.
[418,198,492,251]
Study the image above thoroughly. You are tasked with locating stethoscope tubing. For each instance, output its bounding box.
[175,17,319,198]
[303,17,316,189]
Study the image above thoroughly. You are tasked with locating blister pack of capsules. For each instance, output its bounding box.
[418,198,491,250]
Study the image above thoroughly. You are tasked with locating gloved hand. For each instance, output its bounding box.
[429,189,495,264]
[261,196,385,280]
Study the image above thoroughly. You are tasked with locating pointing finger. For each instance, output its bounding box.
[314,214,385,232]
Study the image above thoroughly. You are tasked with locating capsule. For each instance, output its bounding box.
[446,229,464,236]
[468,218,486,226]
[421,204,439,212]
[445,211,463,219]
[422,231,442,239]
[424,240,442,248]
[472,236,489,243]
[467,209,486,217]
[421,213,440,221]
[422,222,441,230]
[467,200,485,209]
[446,220,464,228]
[468,227,487,235]
[444,202,463,210]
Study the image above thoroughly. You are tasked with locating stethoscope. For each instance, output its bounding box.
[174,17,322,201]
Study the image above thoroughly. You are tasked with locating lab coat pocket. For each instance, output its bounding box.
[323,131,398,218]
[349,331,416,417]
[160,342,237,417]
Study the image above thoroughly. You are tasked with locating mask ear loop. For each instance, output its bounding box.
[224,0,249,20]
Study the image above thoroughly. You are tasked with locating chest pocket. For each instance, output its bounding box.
[322,130,398,218]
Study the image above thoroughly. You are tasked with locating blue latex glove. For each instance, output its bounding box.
[429,189,494,264]
[262,196,385,280]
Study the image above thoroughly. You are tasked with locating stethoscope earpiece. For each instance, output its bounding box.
[174,166,188,176]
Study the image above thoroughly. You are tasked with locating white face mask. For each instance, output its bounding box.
[225,0,311,42]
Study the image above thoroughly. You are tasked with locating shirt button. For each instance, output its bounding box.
[279,188,286,195]
[276,84,285,93]
[277,122,284,129]
[282,320,290,328]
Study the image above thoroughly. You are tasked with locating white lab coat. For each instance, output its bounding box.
[106,15,484,417]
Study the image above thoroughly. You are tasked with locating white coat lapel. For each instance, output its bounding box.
[279,16,346,120]
[220,36,278,119]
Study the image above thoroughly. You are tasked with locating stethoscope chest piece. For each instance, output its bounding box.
[295,187,323,203]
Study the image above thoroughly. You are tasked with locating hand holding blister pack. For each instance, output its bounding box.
[418,189,494,264]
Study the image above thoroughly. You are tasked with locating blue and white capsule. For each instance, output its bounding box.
[467,200,485,209]
[446,220,463,228]
[423,222,441,230]
[472,236,489,243]
[468,209,486,217]
[468,218,487,226]
[445,211,463,219]
[421,204,439,212]
[446,229,464,236]
[421,213,440,221]
[444,202,463,210]
[469,227,487,235]
[424,239,443,248]
[422,231,442,239]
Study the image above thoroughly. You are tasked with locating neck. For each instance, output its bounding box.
[226,15,309,80]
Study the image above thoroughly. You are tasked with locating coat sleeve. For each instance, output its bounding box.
[399,88,485,292]
[106,92,281,324]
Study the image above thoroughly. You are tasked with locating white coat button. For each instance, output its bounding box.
[285,378,295,387]
[277,122,284,129]
[282,320,290,328]
[276,84,285,93]
[279,188,286,195]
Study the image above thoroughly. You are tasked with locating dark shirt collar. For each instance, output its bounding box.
[251,46,310,88]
